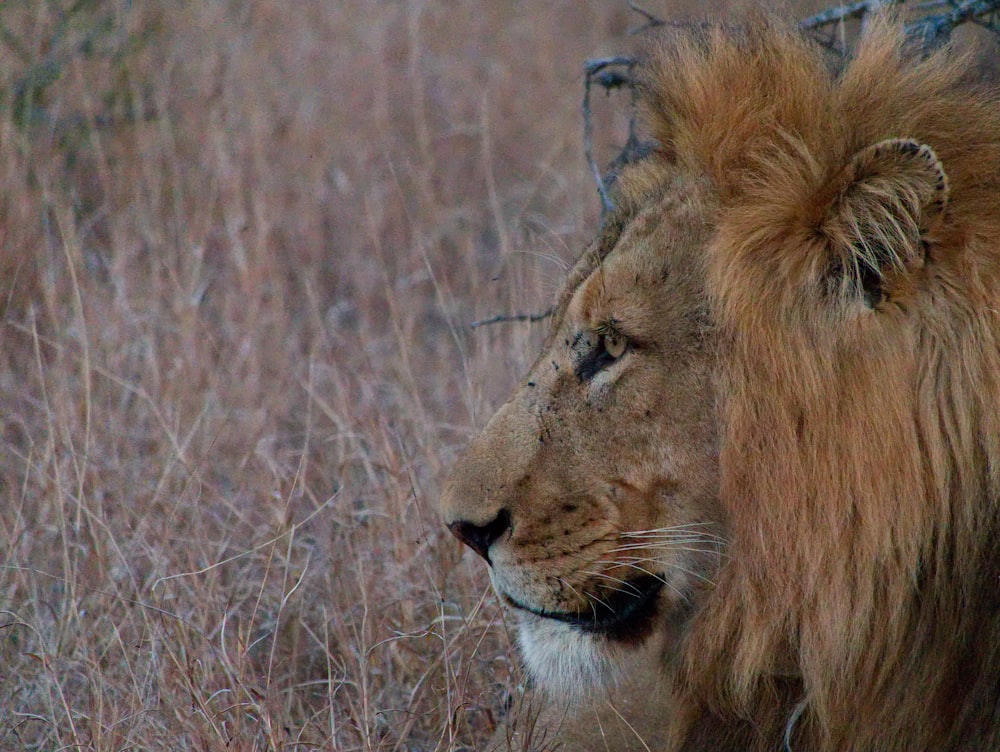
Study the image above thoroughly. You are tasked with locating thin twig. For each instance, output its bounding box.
[627,1,666,34]
[800,0,879,29]
[470,308,554,329]
[583,56,635,220]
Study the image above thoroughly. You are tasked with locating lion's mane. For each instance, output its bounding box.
[637,16,1000,751]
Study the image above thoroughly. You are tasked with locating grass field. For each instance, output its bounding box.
[0,1,836,749]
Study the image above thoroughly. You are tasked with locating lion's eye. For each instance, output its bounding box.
[575,330,629,382]
[605,331,627,359]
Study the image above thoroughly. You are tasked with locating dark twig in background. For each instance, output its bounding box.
[627,1,667,33]
[470,308,554,329]
[583,55,636,219]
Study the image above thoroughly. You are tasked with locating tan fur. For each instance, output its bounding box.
[444,14,1000,751]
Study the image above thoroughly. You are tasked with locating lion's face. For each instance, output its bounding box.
[442,174,723,695]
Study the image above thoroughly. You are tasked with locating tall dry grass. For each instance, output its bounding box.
[0,2,829,750]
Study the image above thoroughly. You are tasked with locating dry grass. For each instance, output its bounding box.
[0,2,826,750]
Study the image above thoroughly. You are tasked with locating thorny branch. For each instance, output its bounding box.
[802,0,1000,51]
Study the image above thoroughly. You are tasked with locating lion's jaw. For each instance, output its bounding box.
[442,188,723,698]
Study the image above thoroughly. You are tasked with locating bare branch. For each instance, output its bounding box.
[800,0,883,30]
[800,0,1000,51]
[909,0,1000,45]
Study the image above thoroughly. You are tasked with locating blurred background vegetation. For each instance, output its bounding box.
[0,1,992,750]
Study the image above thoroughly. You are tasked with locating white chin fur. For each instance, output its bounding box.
[517,617,630,701]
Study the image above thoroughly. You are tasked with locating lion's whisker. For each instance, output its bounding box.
[611,556,717,589]
[620,532,725,542]
[606,541,724,555]
[630,564,690,603]
[580,569,646,598]
[620,544,725,559]
[622,522,723,535]
[558,577,614,615]
[609,538,719,548]
[661,563,716,587]
[621,529,726,543]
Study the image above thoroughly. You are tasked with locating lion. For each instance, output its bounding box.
[443,14,1000,751]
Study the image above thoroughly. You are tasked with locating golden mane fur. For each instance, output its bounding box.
[636,15,1000,750]
[445,14,1000,751]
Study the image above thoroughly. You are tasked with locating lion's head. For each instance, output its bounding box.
[444,164,723,696]
[444,15,1000,751]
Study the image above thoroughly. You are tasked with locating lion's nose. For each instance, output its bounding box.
[447,509,510,564]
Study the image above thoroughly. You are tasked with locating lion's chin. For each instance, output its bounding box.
[515,605,669,702]
[517,617,621,699]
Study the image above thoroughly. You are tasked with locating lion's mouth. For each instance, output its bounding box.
[503,574,664,642]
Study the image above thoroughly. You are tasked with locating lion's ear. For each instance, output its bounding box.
[821,138,949,308]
